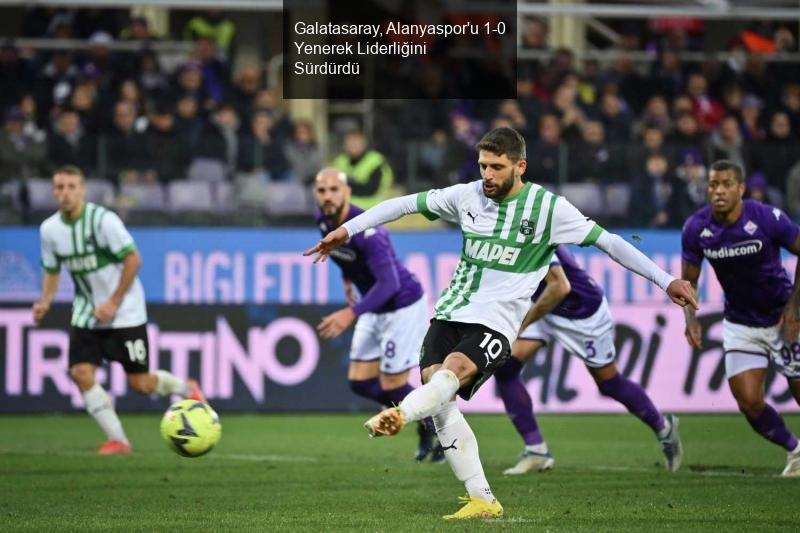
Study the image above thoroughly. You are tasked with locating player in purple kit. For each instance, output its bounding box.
[682,160,800,476]
[313,167,439,461]
[496,245,681,474]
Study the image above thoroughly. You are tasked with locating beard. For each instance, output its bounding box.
[483,169,516,199]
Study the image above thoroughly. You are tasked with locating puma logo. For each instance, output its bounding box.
[466,211,478,223]
[441,439,458,451]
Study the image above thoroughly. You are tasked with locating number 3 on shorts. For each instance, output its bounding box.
[125,339,147,363]
[479,332,504,363]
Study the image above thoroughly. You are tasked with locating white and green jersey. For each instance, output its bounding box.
[416,180,603,345]
[39,202,147,329]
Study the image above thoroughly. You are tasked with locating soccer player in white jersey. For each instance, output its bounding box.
[33,165,205,455]
[305,128,697,519]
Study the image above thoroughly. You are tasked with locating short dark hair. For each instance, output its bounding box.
[53,165,85,181]
[709,160,744,182]
[476,127,526,162]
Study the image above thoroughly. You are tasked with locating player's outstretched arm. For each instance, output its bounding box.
[32,272,60,322]
[304,194,419,263]
[681,260,703,348]
[518,265,571,334]
[593,231,698,309]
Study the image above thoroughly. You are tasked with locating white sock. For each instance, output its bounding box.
[433,401,495,503]
[398,369,460,423]
[657,417,672,440]
[82,384,128,444]
[155,370,190,396]
[525,443,549,455]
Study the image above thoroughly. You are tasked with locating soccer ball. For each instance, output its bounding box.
[160,399,222,457]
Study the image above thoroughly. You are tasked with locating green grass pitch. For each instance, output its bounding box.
[1,413,798,532]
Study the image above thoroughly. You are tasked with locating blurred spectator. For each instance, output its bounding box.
[37,51,78,112]
[779,83,800,135]
[742,53,778,102]
[521,18,547,50]
[184,11,236,58]
[740,94,766,141]
[721,83,744,119]
[231,64,263,120]
[549,82,586,142]
[527,113,562,183]
[194,103,239,175]
[120,16,155,42]
[173,60,209,111]
[81,31,122,92]
[47,108,97,174]
[68,81,102,134]
[117,79,146,116]
[675,148,708,211]
[0,43,34,112]
[686,73,725,132]
[105,100,148,182]
[631,153,688,228]
[332,131,394,209]
[668,112,706,162]
[635,95,673,136]
[136,49,169,100]
[285,120,323,185]
[237,110,290,180]
[174,94,203,147]
[603,52,648,114]
[628,125,673,170]
[19,94,46,137]
[191,37,229,106]
[710,115,749,171]
[496,99,531,138]
[252,88,293,141]
[569,121,624,183]
[650,50,685,101]
[745,171,783,207]
[0,107,47,180]
[751,111,800,194]
[599,91,632,142]
[445,112,482,184]
[145,102,190,183]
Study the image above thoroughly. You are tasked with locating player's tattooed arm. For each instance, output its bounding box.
[518,265,570,334]
[681,260,702,349]
[780,232,800,342]
[32,272,60,322]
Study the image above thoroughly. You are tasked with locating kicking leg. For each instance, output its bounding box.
[71,363,131,454]
[495,339,553,474]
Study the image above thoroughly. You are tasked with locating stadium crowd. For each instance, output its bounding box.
[2,9,800,228]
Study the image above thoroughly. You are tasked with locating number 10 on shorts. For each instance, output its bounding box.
[479,332,504,364]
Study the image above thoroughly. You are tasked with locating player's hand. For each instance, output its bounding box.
[94,299,119,323]
[344,279,358,306]
[317,307,356,339]
[780,303,800,343]
[304,227,349,263]
[684,320,703,349]
[32,300,50,322]
[666,279,698,310]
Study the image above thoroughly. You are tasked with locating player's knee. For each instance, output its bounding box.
[441,353,475,379]
[69,365,94,388]
[734,393,765,419]
[127,373,151,394]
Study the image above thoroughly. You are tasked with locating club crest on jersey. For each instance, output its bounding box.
[700,228,713,238]
[519,219,534,235]
[744,220,758,235]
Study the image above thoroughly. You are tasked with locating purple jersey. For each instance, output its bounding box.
[532,245,605,319]
[682,199,799,327]
[316,205,423,316]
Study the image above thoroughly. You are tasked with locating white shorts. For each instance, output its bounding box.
[349,295,429,374]
[518,298,615,368]
[723,319,800,379]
